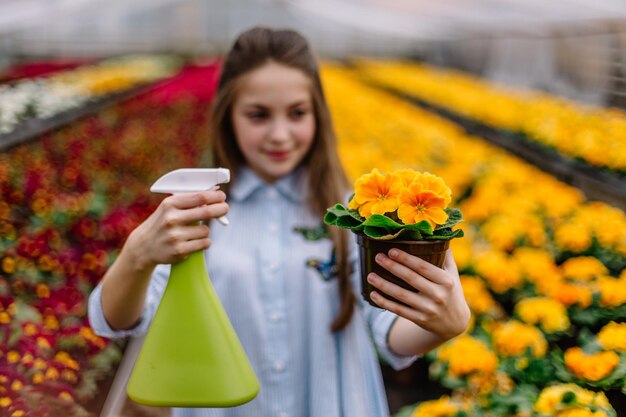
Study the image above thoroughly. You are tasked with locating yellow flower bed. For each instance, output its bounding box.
[50,55,180,96]
[354,59,626,174]
[320,63,624,416]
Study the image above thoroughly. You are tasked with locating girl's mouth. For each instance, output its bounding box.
[266,150,291,161]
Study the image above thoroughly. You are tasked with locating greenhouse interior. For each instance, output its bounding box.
[1,0,626,416]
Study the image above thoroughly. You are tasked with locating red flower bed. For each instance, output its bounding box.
[0,62,219,416]
[0,60,90,83]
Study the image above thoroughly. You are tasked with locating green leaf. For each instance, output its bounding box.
[403,220,433,235]
[88,189,109,216]
[337,215,364,229]
[363,214,403,229]
[562,391,576,404]
[428,228,464,240]
[323,211,338,225]
[324,204,353,225]
[439,207,463,229]
[364,225,397,239]
[348,209,366,222]
[396,229,423,240]
[327,203,350,217]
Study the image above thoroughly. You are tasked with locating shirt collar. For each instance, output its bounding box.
[229,166,307,203]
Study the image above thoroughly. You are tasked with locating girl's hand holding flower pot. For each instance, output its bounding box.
[325,168,470,351]
[368,245,470,341]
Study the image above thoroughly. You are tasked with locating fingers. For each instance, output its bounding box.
[374,253,437,295]
[163,224,211,262]
[379,249,453,287]
[166,224,211,243]
[174,203,229,225]
[171,237,212,261]
[368,288,434,329]
[443,249,459,276]
[163,190,226,210]
[160,191,229,226]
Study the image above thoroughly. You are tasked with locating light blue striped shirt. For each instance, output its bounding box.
[88,167,417,417]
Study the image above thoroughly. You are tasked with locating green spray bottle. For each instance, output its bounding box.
[127,168,259,407]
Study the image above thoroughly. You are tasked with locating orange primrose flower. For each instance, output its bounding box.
[349,169,402,218]
[397,178,449,227]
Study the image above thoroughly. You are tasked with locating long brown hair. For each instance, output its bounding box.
[209,27,355,332]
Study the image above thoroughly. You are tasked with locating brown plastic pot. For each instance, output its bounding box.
[356,233,450,308]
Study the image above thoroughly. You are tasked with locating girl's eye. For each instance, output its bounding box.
[290,108,308,118]
[247,111,268,120]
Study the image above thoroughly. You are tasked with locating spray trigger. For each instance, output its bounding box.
[151,168,231,225]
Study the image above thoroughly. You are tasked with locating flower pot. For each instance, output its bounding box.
[355,234,450,308]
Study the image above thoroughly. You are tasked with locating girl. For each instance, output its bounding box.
[88,27,470,417]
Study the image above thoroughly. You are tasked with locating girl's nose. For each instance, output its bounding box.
[268,118,290,142]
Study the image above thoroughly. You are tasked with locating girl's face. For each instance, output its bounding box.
[231,61,316,183]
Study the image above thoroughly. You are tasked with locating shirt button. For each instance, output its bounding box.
[268,223,279,233]
[268,262,279,272]
[278,412,289,417]
[272,360,285,372]
[269,312,282,322]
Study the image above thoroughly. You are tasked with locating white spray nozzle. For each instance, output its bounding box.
[151,168,231,225]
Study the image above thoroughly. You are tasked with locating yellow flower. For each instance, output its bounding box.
[348,169,402,218]
[450,229,472,270]
[43,315,59,330]
[32,372,44,384]
[58,391,74,402]
[564,348,619,381]
[474,251,523,294]
[596,276,626,307]
[553,221,593,253]
[0,313,10,324]
[36,283,50,299]
[7,351,19,364]
[481,212,546,251]
[394,168,419,187]
[545,280,593,308]
[597,322,626,351]
[492,321,547,357]
[45,367,60,381]
[561,257,608,281]
[410,397,458,417]
[54,351,80,371]
[515,297,570,333]
[1,257,15,274]
[512,247,561,287]
[415,171,452,205]
[61,369,78,384]
[460,276,499,316]
[535,383,611,415]
[397,178,449,227]
[437,335,498,377]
